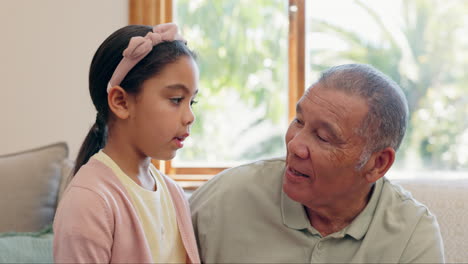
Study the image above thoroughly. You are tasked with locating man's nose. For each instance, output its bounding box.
[287,133,310,160]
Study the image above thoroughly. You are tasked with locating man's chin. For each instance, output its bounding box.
[282,176,301,202]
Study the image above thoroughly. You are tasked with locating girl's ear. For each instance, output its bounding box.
[362,147,396,183]
[107,86,130,120]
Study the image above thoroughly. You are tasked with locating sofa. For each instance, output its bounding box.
[0,142,467,263]
[0,142,72,263]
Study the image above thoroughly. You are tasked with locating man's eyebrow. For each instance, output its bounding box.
[297,102,343,140]
[296,103,302,114]
[318,120,342,139]
[165,84,198,95]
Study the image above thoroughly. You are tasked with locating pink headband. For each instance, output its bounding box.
[107,23,186,93]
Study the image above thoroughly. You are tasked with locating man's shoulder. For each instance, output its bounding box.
[203,156,284,184]
[189,157,285,204]
[357,178,444,262]
[219,157,286,178]
[374,178,444,262]
[382,178,433,216]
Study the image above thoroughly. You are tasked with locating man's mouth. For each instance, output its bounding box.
[290,167,310,178]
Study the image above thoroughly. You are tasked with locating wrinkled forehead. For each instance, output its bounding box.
[303,82,324,98]
[303,81,363,104]
[300,84,349,117]
[302,82,341,105]
[299,82,370,132]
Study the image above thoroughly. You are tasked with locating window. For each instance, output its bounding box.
[129,0,468,184]
[173,0,290,165]
[305,0,468,178]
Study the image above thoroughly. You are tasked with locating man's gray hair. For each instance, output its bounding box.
[317,64,409,169]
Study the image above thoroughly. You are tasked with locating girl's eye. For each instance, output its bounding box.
[190,100,198,106]
[170,97,183,104]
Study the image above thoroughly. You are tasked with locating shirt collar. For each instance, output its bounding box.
[281,187,311,230]
[280,176,385,240]
[344,178,384,240]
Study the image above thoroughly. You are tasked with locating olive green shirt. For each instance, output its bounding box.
[189,158,444,263]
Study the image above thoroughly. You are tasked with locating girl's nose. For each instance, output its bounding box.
[184,106,195,126]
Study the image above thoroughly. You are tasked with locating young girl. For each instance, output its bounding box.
[53,23,200,263]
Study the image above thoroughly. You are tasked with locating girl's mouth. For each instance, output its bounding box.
[173,133,189,148]
[173,137,184,148]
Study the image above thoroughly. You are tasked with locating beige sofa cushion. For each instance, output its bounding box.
[58,158,74,203]
[0,142,69,232]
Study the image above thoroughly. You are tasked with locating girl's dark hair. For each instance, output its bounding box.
[73,25,196,175]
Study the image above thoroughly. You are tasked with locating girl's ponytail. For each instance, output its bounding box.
[73,113,107,175]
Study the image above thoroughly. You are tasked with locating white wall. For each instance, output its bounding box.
[0,0,128,159]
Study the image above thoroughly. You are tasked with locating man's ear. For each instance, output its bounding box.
[362,147,396,183]
[107,86,130,120]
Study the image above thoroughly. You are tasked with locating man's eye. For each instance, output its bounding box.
[170,97,183,104]
[316,133,329,143]
[190,100,198,106]
[293,118,303,125]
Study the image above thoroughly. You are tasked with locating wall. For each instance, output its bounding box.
[0,0,128,159]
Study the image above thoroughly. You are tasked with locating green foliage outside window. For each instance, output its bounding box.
[174,0,288,166]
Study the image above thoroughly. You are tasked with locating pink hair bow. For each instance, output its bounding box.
[107,23,186,93]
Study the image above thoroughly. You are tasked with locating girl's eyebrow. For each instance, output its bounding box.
[166,84,198,95]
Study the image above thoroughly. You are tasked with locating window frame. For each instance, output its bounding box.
[128,0,305,185]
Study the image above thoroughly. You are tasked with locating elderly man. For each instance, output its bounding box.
[189,64,444,263]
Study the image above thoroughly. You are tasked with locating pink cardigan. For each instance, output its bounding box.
[53,158,200,263]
